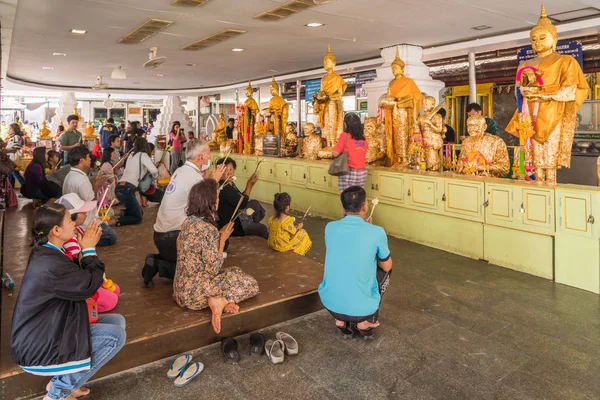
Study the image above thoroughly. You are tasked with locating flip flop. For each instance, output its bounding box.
[337,322,354,340]
[167,354,192,379]
[275,332,298,355]
[249,333,265,357]
[174,361,204,388]
[221,337,240,364]
[265,339,285,364]
[351,324,375,341]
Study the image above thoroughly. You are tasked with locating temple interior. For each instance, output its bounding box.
[1,1,600,399]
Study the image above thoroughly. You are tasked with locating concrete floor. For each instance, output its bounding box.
[37,205,600,400]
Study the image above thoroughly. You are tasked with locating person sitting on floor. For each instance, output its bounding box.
[41,164,71,200]
[10,203,126,400]
[62,146,117,246]
[46,150,60,173]
[173,179,259,334]
[216,157,268,240]
[267,192,312,256]
[318,186,393,340]
[57,193,121,313]
[143,139,225,288]
[21,146,50,204]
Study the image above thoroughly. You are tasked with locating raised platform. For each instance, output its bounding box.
[0,205,324,400]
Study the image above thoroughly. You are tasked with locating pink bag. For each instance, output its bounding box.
[5,178,18,208]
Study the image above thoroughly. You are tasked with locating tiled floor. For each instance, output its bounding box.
[29,204,600,399]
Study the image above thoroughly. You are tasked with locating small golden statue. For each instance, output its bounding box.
[38,121,52,140]
[379,47,423,168]
[281,124,298,158]
[506,4,590,184]
[83,121,96,141]
[314,44,347,150]
[364,117,386,164]
[416,96,445,171]
[72,107,83,129]
[301,123,322,160]
[268,77,289,141]
[254,114,267,156]
[55,121,65,138]
[241,81,259,154]
[209,113,230,151]
[458,115,510,178]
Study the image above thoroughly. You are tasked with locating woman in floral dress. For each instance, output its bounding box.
[173,179,259,334]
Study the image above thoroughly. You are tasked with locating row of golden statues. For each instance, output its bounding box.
[209,4,589,185]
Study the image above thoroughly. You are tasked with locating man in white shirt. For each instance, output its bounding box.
[142,139,224,288]
[62,146,117,246]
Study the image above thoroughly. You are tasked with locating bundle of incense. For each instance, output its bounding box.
[253,159,264,175]
[368,198,380,219]
[95,188,109,218]
[219,176,236,191]
[229,196,245,223]
[101,198,117,224]
[222,147,233,162]
[301,205,312,222]
[112,148,134,172]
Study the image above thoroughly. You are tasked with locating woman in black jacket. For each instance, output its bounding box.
[10,203,126,400]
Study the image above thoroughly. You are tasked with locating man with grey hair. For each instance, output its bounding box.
[142,139,225,287]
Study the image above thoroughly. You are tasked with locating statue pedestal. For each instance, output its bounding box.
[51,92,78,130]
[148,96,193,144]
[364,45,445,117]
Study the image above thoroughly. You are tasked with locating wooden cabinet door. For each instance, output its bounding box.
[377,172,405,205]
[306,164,328,191]
[273,161,289,183]
[289,163,307,187]
[245,158,258,178]
[260,160,275,180]
[407,176,439,212]
[556,190,593,238]
[443,179,484,222]
[520,188,554,233]
[485,184,515,226]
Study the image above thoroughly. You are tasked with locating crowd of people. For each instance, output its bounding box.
[9,113,394,400]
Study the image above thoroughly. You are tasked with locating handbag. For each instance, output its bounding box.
[328,133,350,176]
[5,178,17,207]
[137,153,153,193]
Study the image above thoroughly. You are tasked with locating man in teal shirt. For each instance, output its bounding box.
[318,186,393,340]
[60,114,82,160]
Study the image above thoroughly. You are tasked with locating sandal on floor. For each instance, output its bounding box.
[221,337,240,364]
[265,339,285,364]
[249,333,265,357]
[174,361,204,387]
[167,354,192,379]
[351,324,375,341]
[275,332,298,355]
[337,322,354,340]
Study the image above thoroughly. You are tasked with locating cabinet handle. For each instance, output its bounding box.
[588,215,595,224]
[442,194,446,202]
[519,203,525,213]
[303,173,306,179]
[375,184,379,190]
[270,169,273,174]
[408,189,411,196]
[323,176,327,182]
[285,171,288,176]
[483,200,489,208]
[371,184,374,190]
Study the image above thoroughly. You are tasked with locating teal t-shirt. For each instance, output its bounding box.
[318,216,391,317]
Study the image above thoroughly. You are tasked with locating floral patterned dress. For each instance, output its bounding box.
[173,215,259,310]
[267,215,312,256]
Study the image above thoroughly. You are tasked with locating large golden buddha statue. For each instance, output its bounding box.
[458,115,510,178]
[301,123,322,160]
[364,117,386,164]
[417,96,445,171]
[241,81,259,154]
[314,45,347,150]
[506,5,590,184]
[268,77,289,141]
[379,48,423,168]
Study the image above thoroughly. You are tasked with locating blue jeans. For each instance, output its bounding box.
[98,224,118,247]
[47,314,126,400]
[115,183,143,226]
[8,171,24,189]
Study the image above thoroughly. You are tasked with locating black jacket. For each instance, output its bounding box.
[217,181,248,236]
[10,245,105,375]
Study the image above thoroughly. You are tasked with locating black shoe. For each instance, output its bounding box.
[249,333,265,356]
[337,322,354,340]
[221,337,240,364]
[351,323,375,341]
[142,254,158,288]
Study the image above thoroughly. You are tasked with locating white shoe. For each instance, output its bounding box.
[222,252,227,259]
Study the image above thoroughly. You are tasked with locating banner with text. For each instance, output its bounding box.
[304,79,322,104]
[517,40,583,68]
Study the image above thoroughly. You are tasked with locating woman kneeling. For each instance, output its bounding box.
[173,179,259,334]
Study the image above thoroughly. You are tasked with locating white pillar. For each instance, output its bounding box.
[364,45,445,117]
[468,52,477,103]
[51,92,78,129]
[148,96,192,143]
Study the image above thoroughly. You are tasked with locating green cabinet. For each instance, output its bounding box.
[273,160,290,183]
[556,190,593,238]
[376,171,405,205]
[407,176,440,212]
[442,179,484,222]
[519,187,554,235]
[306,164,329,191]
[289,162,307,187]
[485,183,515,227]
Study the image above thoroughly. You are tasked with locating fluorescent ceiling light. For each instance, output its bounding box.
[232,48,244,52]
[549,7,600,22]
[111,66,127,80]
[70,29,87,34]
[155,74,164,77]
[52,52,67,56]
[42,66,54,70]
[471,25,491,31]
[306,22,324,27]
[186,63,197,67]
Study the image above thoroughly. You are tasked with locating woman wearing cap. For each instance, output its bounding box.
[10,203,126,400]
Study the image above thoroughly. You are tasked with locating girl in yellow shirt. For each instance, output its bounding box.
[267,193,312,256]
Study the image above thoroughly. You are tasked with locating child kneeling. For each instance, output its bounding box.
[267,192,312,256]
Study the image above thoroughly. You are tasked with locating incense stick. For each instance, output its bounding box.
[223,147,233,162]
[229,196,245,223]
[301,205,312,222]
[253,159,264,175]
[368,199,379,219]
[95,188,108,218]
[112,148,134,173]
[54,159,63,169]
[102,198,117,224]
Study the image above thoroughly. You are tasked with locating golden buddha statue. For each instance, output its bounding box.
[314,44,347,150]
[416,96,445,171]
[379,48,423,168]
[209,113,230,151]
[281,124,298,158]
[38,121,52,140]
[241,81,259,154]
[83,121,96,141]
[268,77,289,142]
[458,115,510,178]
[254,115,267,156]
[301,123,322,160]
[72,107,83,128]
[364,117,386,164]
[506,4,590,184]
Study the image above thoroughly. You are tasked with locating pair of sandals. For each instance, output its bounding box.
[337,322,375,341]
[167,354,204,387]
[221,332,298,365]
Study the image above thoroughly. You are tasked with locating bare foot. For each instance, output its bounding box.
[335,319,346,327]
[357,320,380,330]
[223,302,239,314]
[208,297,229,334]
[45,382,89,398]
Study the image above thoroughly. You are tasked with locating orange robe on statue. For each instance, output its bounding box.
[317,73,347,146]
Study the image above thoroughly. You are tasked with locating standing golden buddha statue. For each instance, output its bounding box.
[314,44,347,152]
[364,117,386,164]
[268,77,289,143]
[416,96,445,171]
[241,81,259,154]
[379,48,423,168]
[506,5,590,184]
